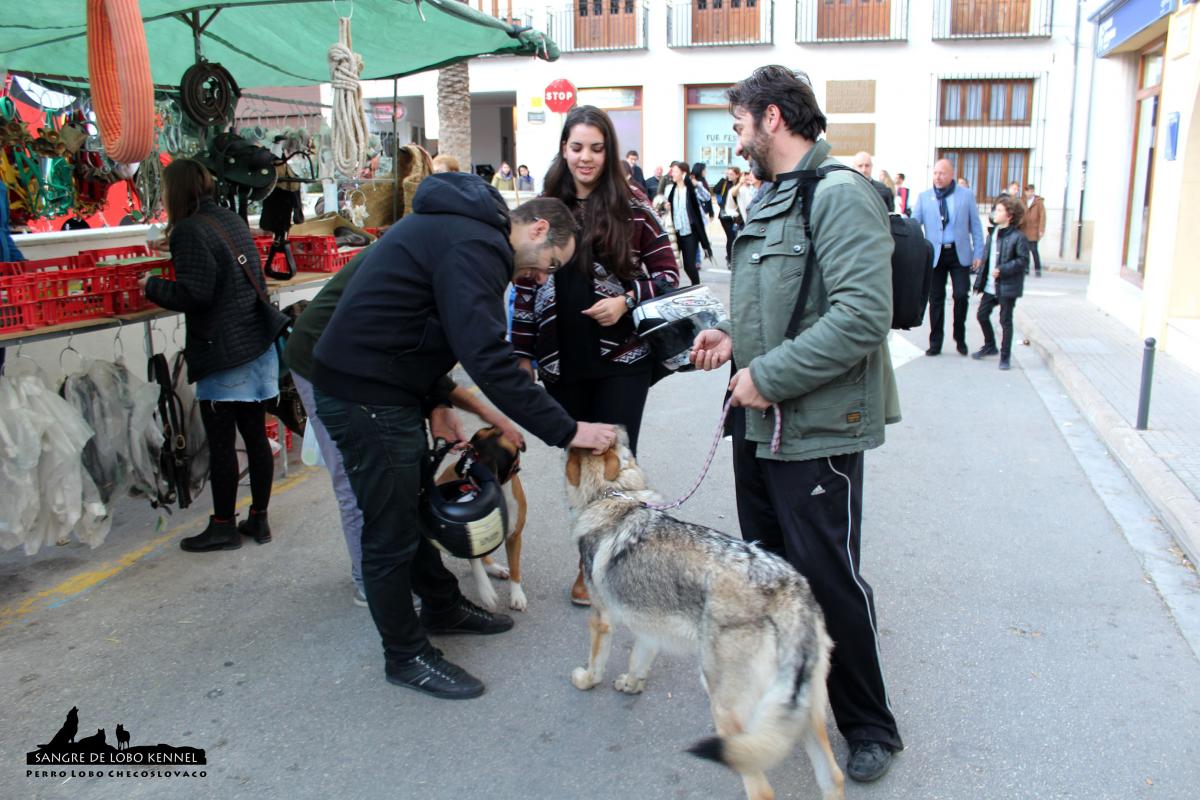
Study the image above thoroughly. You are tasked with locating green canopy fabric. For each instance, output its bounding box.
[0,0,558,87]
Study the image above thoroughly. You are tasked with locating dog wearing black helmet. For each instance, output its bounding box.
[433,427,528,611]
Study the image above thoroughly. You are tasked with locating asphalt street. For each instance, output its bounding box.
[3,269,1200,800]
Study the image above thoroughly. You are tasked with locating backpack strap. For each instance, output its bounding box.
[777,163,862,338]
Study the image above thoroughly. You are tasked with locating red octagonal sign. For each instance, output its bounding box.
[544,79,577,114]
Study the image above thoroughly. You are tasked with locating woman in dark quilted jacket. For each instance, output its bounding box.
[142,159,288,552]
[971,193,1030,370]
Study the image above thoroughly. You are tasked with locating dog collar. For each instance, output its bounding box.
[603,489,640,503]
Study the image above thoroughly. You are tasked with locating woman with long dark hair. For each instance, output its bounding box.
[663,160,713,285]
[511,105,678,605]
[141,159,289,552]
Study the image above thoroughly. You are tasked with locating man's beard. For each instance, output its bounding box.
[741,129,773,181]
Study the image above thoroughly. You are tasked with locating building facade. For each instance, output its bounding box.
[1083,0,1200,370]
[364,0,1090,258]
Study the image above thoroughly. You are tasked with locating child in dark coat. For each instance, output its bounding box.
[972,194,1030,370]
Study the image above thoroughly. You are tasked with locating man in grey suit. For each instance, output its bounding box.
[911,159,984,356]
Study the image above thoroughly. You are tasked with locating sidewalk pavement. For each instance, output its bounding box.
[1015,272,1200,567]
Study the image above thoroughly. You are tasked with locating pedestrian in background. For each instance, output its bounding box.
[737,170,758,221]
[141,159,289,553]
[664,160,712,285]
[514,106,679,606]
[1022,184,1046,277]
[516,164,535,193]
[713,165,744,266]
[690,162,714,220]
[912,158,985,356]
[894,172,910,216]
[491,162,516,191]
[625,150,648,193]
[972,194,1029,370]
[645,165,663,197]
[852,151,895,212]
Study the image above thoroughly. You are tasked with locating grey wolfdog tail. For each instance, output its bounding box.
[687,651,814,774]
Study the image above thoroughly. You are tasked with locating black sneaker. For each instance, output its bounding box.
[956,341,969,356]
[925,347,941,357]
[971,345,999,359]
[999,358,1012,371]
[846,741,893,783]
[180,517,241,552]
[385,647,484,700]
[421,597,514,636]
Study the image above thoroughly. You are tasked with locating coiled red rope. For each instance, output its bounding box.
[87,0,155,163]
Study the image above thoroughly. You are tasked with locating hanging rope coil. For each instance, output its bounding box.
[86,0,155,163]
[327,16,369,178]
[179,60,241,129]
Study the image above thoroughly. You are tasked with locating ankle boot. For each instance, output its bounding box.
[570,562,591,607]
[238,508,272,544]
[181,517,241,552]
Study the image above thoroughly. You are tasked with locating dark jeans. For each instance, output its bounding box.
[718,215,738,264]
[731,409,903,751]
[200,400,272,520]
[313,391,462,663]
[1028,239,1042,275]
[547,370,651,456]
[977,293,1017,358]
[678,233,700,285]
[929,245,972,351]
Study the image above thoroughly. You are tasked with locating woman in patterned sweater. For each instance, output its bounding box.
[511,106,678,605]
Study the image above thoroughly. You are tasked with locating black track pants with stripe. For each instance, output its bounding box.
[732,408,903,751]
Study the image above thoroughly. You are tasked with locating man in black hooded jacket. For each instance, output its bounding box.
[312,173,615,700]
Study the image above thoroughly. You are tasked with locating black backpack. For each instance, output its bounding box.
[786,164,934,334]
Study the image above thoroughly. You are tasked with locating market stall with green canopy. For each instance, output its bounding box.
[0,0,558,85]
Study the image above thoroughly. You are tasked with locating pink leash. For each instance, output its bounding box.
[637,397,781,512]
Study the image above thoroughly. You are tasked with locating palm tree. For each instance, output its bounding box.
[436,55,471,167]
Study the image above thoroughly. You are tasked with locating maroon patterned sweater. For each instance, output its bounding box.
[511,202,679,381]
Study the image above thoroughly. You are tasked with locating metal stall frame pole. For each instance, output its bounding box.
[392,76,400,222]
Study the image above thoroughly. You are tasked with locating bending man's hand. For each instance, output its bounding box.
[429,406,468,450]
[570,422,617,454]
[728,368,770,410]
[691,328,732,371]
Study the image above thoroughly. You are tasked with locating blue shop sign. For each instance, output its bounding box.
[1092,0,1177,56]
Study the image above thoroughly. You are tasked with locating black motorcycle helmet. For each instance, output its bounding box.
[421,442,509,559]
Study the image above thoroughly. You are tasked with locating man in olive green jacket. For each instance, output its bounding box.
[692,65,903,784]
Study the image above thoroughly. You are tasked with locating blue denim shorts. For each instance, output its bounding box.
[196,344,279,402]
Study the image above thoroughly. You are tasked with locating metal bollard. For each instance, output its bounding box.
[1136,338,1156,430]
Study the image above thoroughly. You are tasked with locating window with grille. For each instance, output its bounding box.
[939,148,1029,206]
[939,79,1033,126]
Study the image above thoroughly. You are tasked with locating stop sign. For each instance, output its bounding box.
[544,79,577,113]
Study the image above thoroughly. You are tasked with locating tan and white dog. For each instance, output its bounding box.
[564,432,844,800]
[437,426,529,611]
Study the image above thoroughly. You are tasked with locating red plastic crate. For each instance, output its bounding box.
[79,246,173,314]
[107,260,175,314]
[2,256,115,328]
[78,245,151,268]
[264,419,294,453]
[0,264,40,332]
[289,236,360,273]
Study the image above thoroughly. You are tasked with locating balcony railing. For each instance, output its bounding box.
[796,0,909,43]
[547,1,649,53]
[667,0,774,48]
[932,0,1053,40]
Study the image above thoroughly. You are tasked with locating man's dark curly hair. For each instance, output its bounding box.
[726,65,827,142]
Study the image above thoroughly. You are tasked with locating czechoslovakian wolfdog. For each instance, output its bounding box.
[565,432,844,800]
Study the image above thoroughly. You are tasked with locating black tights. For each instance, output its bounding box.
[200,400,273,520]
